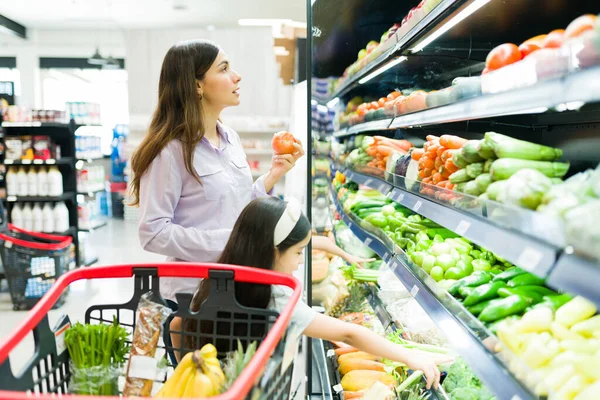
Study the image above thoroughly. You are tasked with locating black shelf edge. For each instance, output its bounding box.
[328,178,537,400]
[3,192,76,203]
[3,157,75,166]
[77,188,107,196]
[78,220,108,232]
[83,257,99,267]
[340,165,600,309]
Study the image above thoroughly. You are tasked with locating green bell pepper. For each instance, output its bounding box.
[387,215,405,231]
[478,251,496,265]
[534,294,573,311]
[463,281,507,306]
[416,239,433,251]
[498,287,543,304]
[492,267,527,282]
[448,271,492,296]
[458,286,477,298]
[507,273,546,288]
[364,213,388,229]
[400,222,425,234]
[478,295,530,322]
[407,214,422,223]
[468,298,504,316]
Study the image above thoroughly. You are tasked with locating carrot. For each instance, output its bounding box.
[375,145,396,157]
[426,135,440,142]
[418,168,426,179]
[426,144,439,157]
[335,346,359,356]
[444,158,459,174]
[440,149,454,163]
[422,176,433,184]
[331,341,351,348]
[447,183,456,191]
[421,157,435,170]
[411,148,424,161]
[439,134,468,149]
[436,146,447,158]
[375,138,412,152]
[432,172,443,184]
[422,168,433,178]
[434,157,443,170]
[365,147,377,157]
[437,180,449,188]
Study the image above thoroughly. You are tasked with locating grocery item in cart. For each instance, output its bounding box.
[122,292,171,397]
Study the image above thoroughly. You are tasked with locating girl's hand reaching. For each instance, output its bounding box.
[403,349,455,389]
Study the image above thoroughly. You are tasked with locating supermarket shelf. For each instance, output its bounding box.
[365,284,398,333]
[78,220,108,232]
[4,157,74,166]
[329,180,537,399]
[340,165,600,309]
[2,121,67,128]
[4,192,75,203]
[310,339,340,399]
[326,0,461,101]
[83,256,99,267]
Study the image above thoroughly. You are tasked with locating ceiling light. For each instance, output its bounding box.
[411,0,491,53]
[359,56,407,85]
[103,56,120,70]
[87,47,106,65]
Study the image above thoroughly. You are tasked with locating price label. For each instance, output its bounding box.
[22,159,32,164]
[54,322,70,355]
[348,222,354,230]
[383,252,390,262]
[517,247,543,271]
[396,192,405,202]
[33,159,43,165]
[378,183,388,193]
[46,159,56,165]
[7,196,16,202]
[364,178,374,188]
[410,285,419,297]
[455,220,471,236]
[4,159,13,164]
[326,349,335,358]
[413,200,422,212]
[364,237,373,246]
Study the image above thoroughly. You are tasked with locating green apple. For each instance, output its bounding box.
[357,49,367,60]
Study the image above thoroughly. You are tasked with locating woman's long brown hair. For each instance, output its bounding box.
[128,40,220,206]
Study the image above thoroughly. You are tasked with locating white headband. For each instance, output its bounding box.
[274,198,302,246]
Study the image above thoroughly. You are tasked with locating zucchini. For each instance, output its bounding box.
[453,151,469,169]
[486,180,509,201]
[463,180,482,196]
[466,163,484,179]
[449,169,471,184]
[461,140,485,164]
[475,173,492,193]
[485,132,563,161]
[477,139,496,160]
[490,158,570,181]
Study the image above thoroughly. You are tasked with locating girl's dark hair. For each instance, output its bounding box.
[184,197,311,350]
[129,39,220,206]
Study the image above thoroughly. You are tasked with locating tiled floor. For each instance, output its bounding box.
[0,219,307,398]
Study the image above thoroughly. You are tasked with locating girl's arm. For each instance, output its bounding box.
[303,313,453,389]
[312,235,375,266]
[169,316,183,363]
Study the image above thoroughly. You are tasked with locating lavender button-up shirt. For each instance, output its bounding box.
[138,121,272,301]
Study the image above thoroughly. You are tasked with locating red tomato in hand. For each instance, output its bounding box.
[542,29,565,48]
[271,131,299,155]
[565,14,597,40]
[485,43,522,71]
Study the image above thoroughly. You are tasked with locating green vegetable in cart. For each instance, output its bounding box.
[466,163,485,179]
[492,267,527,282]
[507,273,546,287]
[475,173,492,193]
[478,294,530,322]
[449,169,472,184]
[490,158,570,181]
[472,259,492,272]
[430,266,445,282]
[462,140,485,164]
[477,139,496,160]
[484,132,563,161]
[448,271,492,296]
[364,213,388,228]
[463,281,507,306]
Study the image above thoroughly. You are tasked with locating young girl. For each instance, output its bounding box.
[170,197,451,389]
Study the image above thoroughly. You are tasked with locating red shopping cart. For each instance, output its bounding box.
[0,224,74,310]
[0,263,302,400]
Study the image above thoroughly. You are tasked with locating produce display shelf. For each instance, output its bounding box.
[326,0,462,102]
[3,192,75,203]
[310,338,341,399]
[365,284,398,333]
[340,165,600,309]
[382,66,600,128]
[3,157,74,166]
[329,179,537,400]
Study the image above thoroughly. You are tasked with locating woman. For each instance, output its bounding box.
[129,39,303,304]
[171,197,453,390]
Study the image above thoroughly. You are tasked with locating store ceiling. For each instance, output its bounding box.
[0,0,306,29]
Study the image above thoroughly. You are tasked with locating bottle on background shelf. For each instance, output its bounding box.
[54,201,70,233]
[42,203,54,233]
[6,167,18,196]
[48,166,63,196]
[28,167,38,197]
[37,166,48,197]
[32,202,43,232]
[10,203,23,228]
[17,167,28,196]
[22,203,33,231]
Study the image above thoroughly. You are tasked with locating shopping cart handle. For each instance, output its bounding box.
[0,262,302,369]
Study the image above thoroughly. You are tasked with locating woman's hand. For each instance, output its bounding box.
[343,253,376,268]
[265,142,305,189]
[403,349,454,389]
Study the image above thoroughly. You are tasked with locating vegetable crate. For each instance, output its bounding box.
[0,263,303,400]
[0,224,75,311]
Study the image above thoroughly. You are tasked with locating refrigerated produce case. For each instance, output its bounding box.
[311,0,600,398]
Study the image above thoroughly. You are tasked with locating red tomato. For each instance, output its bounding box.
[565,14,597,40]
[542,29,565,48]
[485,43,522,71]
[369,101,380,110]
[377,97,387,107]
[271,131,299,154]
[386,90,402,100]
[518,42,541,58]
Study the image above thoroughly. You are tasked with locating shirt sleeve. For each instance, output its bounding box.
[252,174,274,199]
[271,286,317,334]
[138,148,232,261]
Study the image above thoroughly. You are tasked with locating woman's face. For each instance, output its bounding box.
[198,50,242,109]
[273,233,312,275]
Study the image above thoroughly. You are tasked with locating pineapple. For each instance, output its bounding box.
[327,284,368,318]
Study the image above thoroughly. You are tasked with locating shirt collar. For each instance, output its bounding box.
[201,121,233,150]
